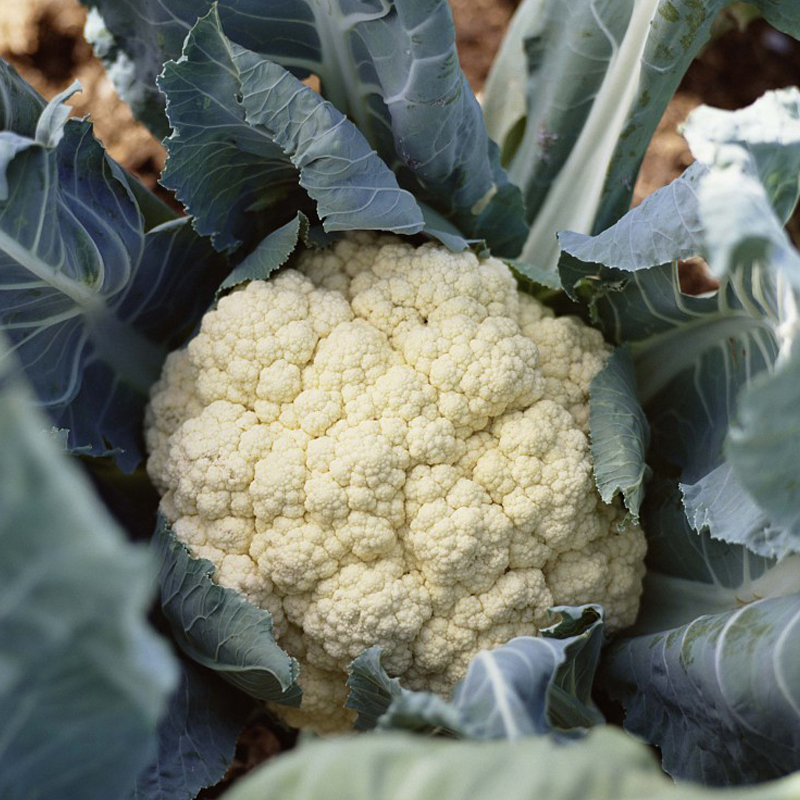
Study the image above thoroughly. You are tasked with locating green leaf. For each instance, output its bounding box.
[0,63,227,469]
[683,88,800,225]
[129,657,254,800]
[347,606,604,739]
[216,725,800,800]
[597,0,800,232]
[727,349,800,546]
[0,58,47,135]
[558,162,707,274]
[600,474,800,785]
[234,42,424,237]
[0,337,178,800]
[158,9,424,253]
[218,213,308,297]
[680,462,789,558]
[83,0,526,255]
[156,12,300,253]
[686,91,800,553]
[484,0,639,270]
[605,590,800,785]
[346,646,405,731]
[589,346,650,518]
[483,0,800,268]
[481,0,548,165]
[558,92,800,557]
[155,517,302,706]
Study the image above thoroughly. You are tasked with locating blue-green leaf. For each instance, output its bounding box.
[218,214,308,297]
[129,658,254,800]
[83,0,526,255]
[158,9,423,252]
[605,589,800,785]
[155,517,302,706]
[484,0,637,269]
[0,63,226,469]
[346,646,406,731]
[597,0,800,232]
[726,349,800,548]
[558,93,800,558]
[589,346,650,518]
[0,337,178,800]
[680,463,789,558]
[156,14,299,253]
[561,90,800,782]
[347,606,604,739]
[600,474,800,785]
[216,725,800,800]
[558,162,707,274]
[0,58,46,135]
[234,43,424,236]
[483,0,800,269]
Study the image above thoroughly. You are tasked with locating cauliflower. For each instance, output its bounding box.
[146,233,646,732]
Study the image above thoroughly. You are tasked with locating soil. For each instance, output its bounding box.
[3,0,800,794]
[0,0,165,192]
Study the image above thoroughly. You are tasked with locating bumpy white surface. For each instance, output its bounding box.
[146,234,646,732]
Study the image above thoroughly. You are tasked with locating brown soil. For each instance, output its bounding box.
[0,0,165,192]
[449,0,520,91]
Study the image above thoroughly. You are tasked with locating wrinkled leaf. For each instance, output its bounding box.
[155,518,302,706]
[129,657,255,800]
[84,0,526,255]
[216,726,800,800]
[159,9,424,253]
[0,63,226,469]
[0,337,178,800]
[589,346,650,517]
[347,606,604,739]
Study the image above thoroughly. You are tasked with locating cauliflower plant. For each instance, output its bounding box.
[146,233,646,732]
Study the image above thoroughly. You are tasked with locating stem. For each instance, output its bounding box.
[519,0,661,270]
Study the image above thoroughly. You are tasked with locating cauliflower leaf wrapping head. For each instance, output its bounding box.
[146,233,646,732]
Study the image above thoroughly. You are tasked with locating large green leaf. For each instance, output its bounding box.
[557,161,707,274]
[559,92,800,558]
[217,725,800,800]
[484,0,638,269]
[559,91,800,783]
[347,606,604,738]
[588,346,650,518]
[155,518,302,706]
[603,477,800,785]
[596,0,800,231]
[684,91,800,546]
[83,0,526,255]
[159,8,423,253]
[727,351,800,540]
[0,62,226,469]
[482,0,800,268]
[0,337,178,800]
[129,657,254,800]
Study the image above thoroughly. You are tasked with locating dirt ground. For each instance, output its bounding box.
[2,0,800,793]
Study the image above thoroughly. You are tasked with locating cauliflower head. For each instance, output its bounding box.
[146,233,646,732]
